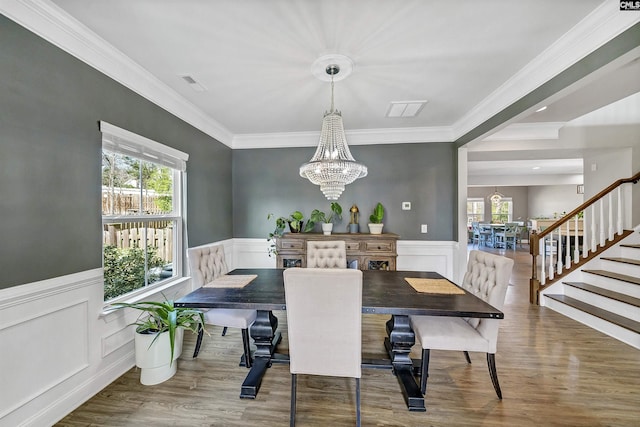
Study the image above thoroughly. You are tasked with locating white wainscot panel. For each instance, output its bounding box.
[396,241,457,280]
[232,238,276,270]
[0,299,89,419]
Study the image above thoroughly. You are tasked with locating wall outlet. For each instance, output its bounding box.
[421,224,428,233]
[402,201,411,210]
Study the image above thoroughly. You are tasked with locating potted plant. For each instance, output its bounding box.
[267,211,315,256]
[310,202,343,235]
[111,296,204,385]
[368,202,385,234]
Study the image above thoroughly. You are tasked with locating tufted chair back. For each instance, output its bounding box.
[307,241,347,268]
[460,250,514,351]
[187,243,229,287]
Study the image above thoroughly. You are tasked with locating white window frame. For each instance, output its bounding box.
[100,121,188,302]
[491,197,513,223]
[467,198,485,224]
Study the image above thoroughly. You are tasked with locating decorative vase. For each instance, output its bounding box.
[349,223,359,233]
[134,328,184,385]
[322,223,333,235]
[368,223,384,234]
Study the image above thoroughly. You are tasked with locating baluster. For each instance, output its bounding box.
[540,236,546,286]
[573,215,580,264]
[565,221,571,270]
[591,204,597,252]
[617,186,623,234]
[599,199,605,247]
[583,210,589,258]
[548,231,554,281]
[608,192,614,241]
[556,225,563,274]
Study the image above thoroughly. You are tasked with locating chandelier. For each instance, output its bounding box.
[488,187,505,204]
[300,64,367,200]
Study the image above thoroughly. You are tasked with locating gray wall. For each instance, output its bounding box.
[0,16,232,289]
[233,143,457,240]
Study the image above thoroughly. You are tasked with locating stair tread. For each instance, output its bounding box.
[582,269,640,286]
[545,294,640,334]
[600,257,640,266]
[563,282,640,308]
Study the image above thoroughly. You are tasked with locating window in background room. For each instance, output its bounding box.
[100,122,188,302]
[491,198,513,223]
[467,198,485,224]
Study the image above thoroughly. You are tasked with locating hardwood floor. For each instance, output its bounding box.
[58,247,640,426]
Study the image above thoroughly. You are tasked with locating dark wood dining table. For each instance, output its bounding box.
[175,268,503,412]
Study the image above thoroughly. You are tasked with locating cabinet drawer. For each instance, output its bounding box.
[364,241,394,252]
[278,239,304,250]
[345,241,361,251]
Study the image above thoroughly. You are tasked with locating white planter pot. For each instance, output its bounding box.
[368,223,384,234]
[134,328,184,385]
[322,223,333,235]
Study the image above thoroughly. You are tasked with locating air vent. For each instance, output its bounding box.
[180,75,207,92]
[386,100,427,118]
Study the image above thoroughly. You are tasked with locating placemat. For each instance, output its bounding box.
[404,277,465,295]
[204,274,257,288]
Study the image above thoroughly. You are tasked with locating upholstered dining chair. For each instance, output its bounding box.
[410,250,514,399]
[187,244,257,367]
[283,268,363,426]
[306,240,347,268]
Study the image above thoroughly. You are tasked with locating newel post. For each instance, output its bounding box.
[529,230,541,304]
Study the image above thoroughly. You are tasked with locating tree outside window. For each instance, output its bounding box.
[491,198,513,223]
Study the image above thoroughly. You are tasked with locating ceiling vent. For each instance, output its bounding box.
[386,100,427,118]
[180,74,207,92]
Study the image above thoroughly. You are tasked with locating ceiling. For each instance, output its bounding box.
[9,0,640,185]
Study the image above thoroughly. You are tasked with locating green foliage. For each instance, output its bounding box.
[369,202,385,224]
[267,211,314,257]
[310,202,342,224]
[110,295,204,365]
[103,245,165,300]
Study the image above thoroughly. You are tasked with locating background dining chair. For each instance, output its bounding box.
[187,244,257,367]
[283,268,363,426]
[306,240,347,268]
[409,250,514,399]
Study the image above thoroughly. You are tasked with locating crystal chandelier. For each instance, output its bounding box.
[300,64,367,200]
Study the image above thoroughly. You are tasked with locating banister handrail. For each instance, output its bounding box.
[529,171,639,304]
[536,171,640,241]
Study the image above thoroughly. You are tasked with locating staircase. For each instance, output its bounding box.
[542,231,640,349]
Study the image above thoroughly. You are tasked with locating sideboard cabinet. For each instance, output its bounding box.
[275,232,399,270]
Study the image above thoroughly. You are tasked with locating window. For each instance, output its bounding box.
[491,198,513,223]
[100,122,188,301]
[467,198,485,224]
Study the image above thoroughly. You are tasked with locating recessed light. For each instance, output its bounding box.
[535,106,547,112]
[532,166,541,170]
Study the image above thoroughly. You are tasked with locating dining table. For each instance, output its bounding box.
[175,268,503,412]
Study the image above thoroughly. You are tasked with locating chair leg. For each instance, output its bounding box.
[192,323,204,358]
[487,353,502,399]
[420,348,430,395]
[241,328,252,368]
[356,377,361,427]
[221,326,228,336]
[290,374,297,427]
[463,351,471,364]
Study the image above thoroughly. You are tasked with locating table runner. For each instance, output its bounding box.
[204,274,257,288]
[404,277,465,295]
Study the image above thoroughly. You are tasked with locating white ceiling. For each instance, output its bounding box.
[7,0,640,185]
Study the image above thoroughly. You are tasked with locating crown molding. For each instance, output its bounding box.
[453,0,640,142]
[0,0,234,147]
[232,126,455,149]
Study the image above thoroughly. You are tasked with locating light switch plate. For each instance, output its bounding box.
[421,224,428,233]
[402,202,411,210]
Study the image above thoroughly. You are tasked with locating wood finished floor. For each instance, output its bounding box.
[58,247,640,426]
